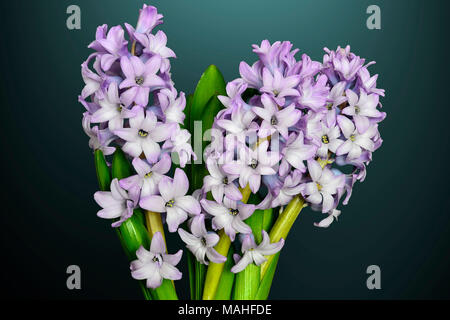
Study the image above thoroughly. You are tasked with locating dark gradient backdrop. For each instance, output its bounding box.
[0,0,449,299]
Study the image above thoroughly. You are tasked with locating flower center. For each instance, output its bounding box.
[229,208,239,216]
[317,183,323,191]
[270,116,278,125]
[350,134,356,142]
[201,237,207,246]
[222,177,228,185]
[152,255,160,263]
[354,106,360,114]
[145,171,153,178]
[321,135,329,144]
[135,76,144,85]
[165,199,175,208]
[273,89,280,95]
[117,104,124,112]
[138,129,148,137]
[326,103,333,110]
[249,159,258,169]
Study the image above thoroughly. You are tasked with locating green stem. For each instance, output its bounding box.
[254,252,280,300]
[233,264,260,300]
[187,251,195,300]
[260,195,305,281]
[202,230,231,299]
[232,209,269,299]
[214,247,236,300]
[194,260,206,300]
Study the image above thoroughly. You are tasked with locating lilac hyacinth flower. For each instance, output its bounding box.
[323,46,365,82]
[260,68,300,105]
[341,89,383,133]
[141,30,176,59]
[81,59,102,99]
[114,107,174,163]
[222,140,280,193]
[217,80,248,114]
[216,105,256,136]
[200,198,255,241]
[90,82,137,130]
[297,53,322,78]
[280,132,317,176]
[93,178,138,227]
[239,61,263,89]
[314,209,341,228]
[87,24,108,52]
[158,88,186,124]
[231,231,284,273]
[125,4,163,37]
[130,232,182,289]
[297,75,329,112]
[119,154,171,197]
[140,169,201,232]
[314,123,344,159]
[203,158,242,203]
[336,115,378,161]
[357,66,385,97]
[252,94,301,139]
[162,128,196,168]
[271,170,304,207]
[119,55,166,106]
[95,25,128,71]
[301,160,345,213]
[325,81,348,127]
[177,215,227,265]
[82,113,115,155]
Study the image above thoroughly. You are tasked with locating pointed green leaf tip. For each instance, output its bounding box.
[111,148,132,180]
[190,65,226,127]
[189,65,226,191]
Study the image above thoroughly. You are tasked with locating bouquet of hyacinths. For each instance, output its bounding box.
[79,4,385,300]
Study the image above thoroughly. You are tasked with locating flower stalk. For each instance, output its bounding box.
[202,229,232,300]
[145,210,166,246]
[261,195,305,278]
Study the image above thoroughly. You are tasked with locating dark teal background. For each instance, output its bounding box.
[1,0,449,299]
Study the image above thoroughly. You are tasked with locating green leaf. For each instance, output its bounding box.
[119,209,150,257]
[187,251,195,300]
[194,260,206,300]
[152,279,178,300]
[254,252,280,300]
[94,149,111,191]
[262,208,275,233]
[190,65,226,129]
[182,93,194,131]
[214,247,235,300]
[245,209,267,244]
[111,148,132,180]
[189,65,226,192]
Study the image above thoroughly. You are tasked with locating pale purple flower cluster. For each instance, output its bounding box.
[80,5,194,166]
[81,4,201,288]
[80,4,198,226]
[198,41,385,231]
